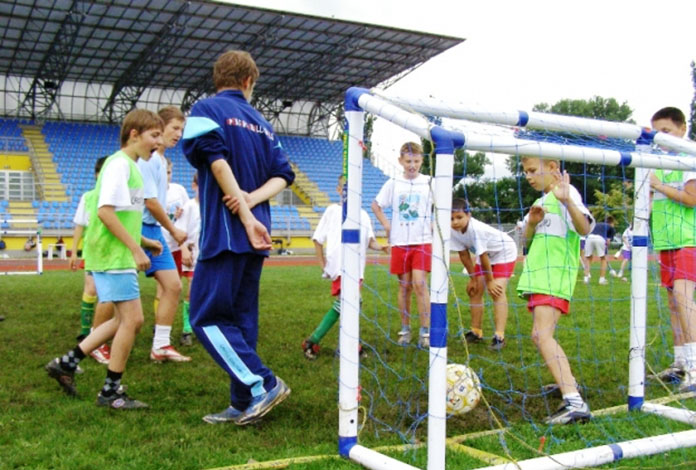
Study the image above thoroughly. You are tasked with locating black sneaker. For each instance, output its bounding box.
[489,336,506,351]
[464,331,483,344]
[45,358,77,396]
[180,333,193,347]
[97,390,149,410]
[302,339,319,360]
[544,399,591,425]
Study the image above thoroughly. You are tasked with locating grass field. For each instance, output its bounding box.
[2,260,696,470]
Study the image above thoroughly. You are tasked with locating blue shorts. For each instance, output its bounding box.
[93,271,140,302]
[142,223,176,277]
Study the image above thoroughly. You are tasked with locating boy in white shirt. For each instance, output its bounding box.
[302,175,386,359]
[177,173,201,346]
[372,142,433,348]
[450,198,517,350]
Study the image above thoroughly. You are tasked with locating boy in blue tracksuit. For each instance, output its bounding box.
[182,50,295,425]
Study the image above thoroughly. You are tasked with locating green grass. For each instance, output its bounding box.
[1,262,695,470]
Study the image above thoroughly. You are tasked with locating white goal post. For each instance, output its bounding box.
[0,219,42,276]
[338,86,696,470]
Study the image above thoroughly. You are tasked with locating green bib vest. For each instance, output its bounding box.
[84,151,144,271]
[651,169,696,251]
[517,192,581,301]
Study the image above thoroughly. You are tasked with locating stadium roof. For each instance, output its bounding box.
[1,0,463,122]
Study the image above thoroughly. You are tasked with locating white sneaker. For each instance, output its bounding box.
[598,277,608,285]
[583,275,590,284]
[397,330,412,346]
[610,269,619,278]
[544,399,592,425]
[418,334,430,349]
[679,369,696,393]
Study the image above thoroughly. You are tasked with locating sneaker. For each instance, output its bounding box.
[648,363,686,383]
[90,344,110,365]
[489,335,506,351]
[583,275,590,284]
[598,277,608,285]
[464,331,483,344]
[96,390,148,409]
[202,405,243,424]
[418,334,430,349]
[397,330,412,346]
[150,345,192,363]
[302,339,320,360]
[610,269,619,278]
[45,358,77,396]
[544,400,591,425]
[180,333,193,347]
[679,369,696,393]
[235,377,291,425]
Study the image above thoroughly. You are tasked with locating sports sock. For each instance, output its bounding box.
[309,300,340,344]
[675,345,687,369]
[153,325,172,349]
[471,327,483,338]
[682,343,696,371]
[563,392,584,408]
[419,326,430,337]
[101,369,123,397]
[494,331,505,340]
[60,345,86,372]
[182,301,192,334]
[79,294,97,337]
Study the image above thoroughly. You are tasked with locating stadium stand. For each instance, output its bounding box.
[0,118,28,151]
[1,120,394,234]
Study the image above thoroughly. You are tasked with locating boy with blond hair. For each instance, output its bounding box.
[372,142,433,348]
[46,109,164,409]
[517,156,595,424]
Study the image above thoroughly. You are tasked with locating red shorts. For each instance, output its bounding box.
[527,294,570,315]
[172,250,183,277]
[331,276,362,297]
[659,247,696,289]
[474,261,515,279]
[390,244,432,275]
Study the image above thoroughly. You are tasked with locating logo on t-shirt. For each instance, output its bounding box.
[398,194,421,222]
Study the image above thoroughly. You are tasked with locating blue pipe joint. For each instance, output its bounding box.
[636,128,656,146]
[345,87,370,112]
[430,126,457,154]
[430,303,447,348]
[338,436,357,458]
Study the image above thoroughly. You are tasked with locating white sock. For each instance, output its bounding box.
[680,343,696,370]
[153,325,172,349]
[563,392,584,408]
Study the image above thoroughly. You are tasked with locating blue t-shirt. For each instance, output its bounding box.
[137,152,168,225]
[591,222,616,241]
[182,89,295,259]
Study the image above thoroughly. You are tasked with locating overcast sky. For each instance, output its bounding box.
[227,0,695,177]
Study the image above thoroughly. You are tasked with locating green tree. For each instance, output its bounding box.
[420,138,488,186]
[506,96,635,212]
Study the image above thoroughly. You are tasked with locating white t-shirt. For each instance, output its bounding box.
[523,185,595,238]
[374,174,432,246]
[312,204,375,281]
[621,227,633,251]
[137,151,168,225]
[163,182,190,251]
[73,192,89,227]
[99,157,139,210]
[177,198,200,272]
[450,217,518,265]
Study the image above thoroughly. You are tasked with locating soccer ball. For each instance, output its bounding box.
[446,363,482,415]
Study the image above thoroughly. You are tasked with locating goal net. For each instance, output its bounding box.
[337,87,696,470]
[0,220,42,275]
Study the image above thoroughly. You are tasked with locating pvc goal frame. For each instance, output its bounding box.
[338,86,696,470]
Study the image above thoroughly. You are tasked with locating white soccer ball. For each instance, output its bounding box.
[446,363,482,415]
